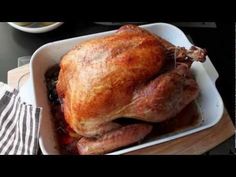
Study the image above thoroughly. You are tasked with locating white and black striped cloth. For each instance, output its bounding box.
[0,82,41,155]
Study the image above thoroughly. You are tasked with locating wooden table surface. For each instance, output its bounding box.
[8,64,235,155]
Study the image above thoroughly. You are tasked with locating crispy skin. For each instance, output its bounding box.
[55,24,204,154]
[56,25,201,139]
[77,124,152,155]
[123,64,199,122]
[57,25,166,137]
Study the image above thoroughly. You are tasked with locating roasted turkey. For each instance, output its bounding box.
[56,24,206,154]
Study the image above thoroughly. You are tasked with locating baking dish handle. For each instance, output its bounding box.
[202,56,219,83]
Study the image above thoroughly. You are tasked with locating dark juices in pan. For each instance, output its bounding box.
[45,65,202,155]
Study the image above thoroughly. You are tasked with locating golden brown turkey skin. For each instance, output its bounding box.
[56,25,166,137]
[56,24,204,142]
[77,124,152,155]
[123,63,199,122]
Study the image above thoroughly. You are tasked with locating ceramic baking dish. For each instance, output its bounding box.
[29,23,224,155]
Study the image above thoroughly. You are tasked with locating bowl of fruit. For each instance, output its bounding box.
[8,22,63,33]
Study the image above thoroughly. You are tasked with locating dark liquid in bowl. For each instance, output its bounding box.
[45,64,202,155]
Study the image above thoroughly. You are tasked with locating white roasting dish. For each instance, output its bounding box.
[29,23,224,155]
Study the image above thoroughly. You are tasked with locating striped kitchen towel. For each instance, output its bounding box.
[0,82,41,155]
